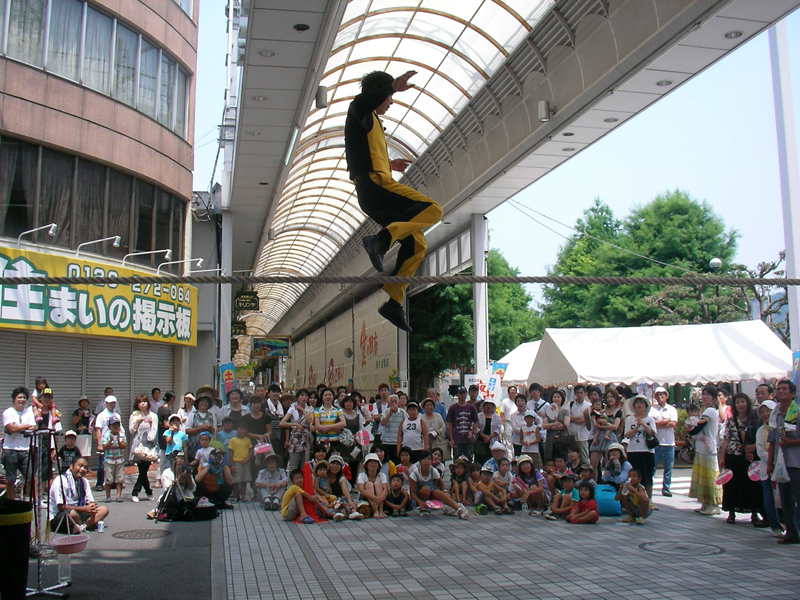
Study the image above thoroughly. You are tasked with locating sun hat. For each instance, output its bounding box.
[363,453,382,467]
[314,460,329,471]
[606,442,627,459]
[490,441,506,452]
[264,454,282,467]
[654,386,668,395]
[626,394,649,413]
[406,402,420,411]
[482,398,496,407]
[523,410,537,418]
[328,455,345,465]
[421,398,436,408]
[516,454,533,466]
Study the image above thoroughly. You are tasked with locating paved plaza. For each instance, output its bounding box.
[25,468,800,600]
[221,473,800,600]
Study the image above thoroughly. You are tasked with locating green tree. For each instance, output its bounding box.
[409,248,542,394]
[542,190,739,328]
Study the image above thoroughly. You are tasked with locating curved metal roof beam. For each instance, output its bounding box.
[330,33,488,80]
[273,197,363,225]
[275,224,347,248]
[338,7,510,56]
[303,101,443,140]
[322,57,471,102]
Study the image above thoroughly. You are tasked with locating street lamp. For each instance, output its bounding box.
[709,257,722,321]
[17,223,57,248]
[121,249,172,268]
[157,258,203,276]
[75,235,121,257]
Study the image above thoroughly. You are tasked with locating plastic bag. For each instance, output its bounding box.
[772,448,790,484]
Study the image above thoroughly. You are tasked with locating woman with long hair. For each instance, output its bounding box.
[688,384,722,515]
[720,392,760,524]
[129,394,155,502]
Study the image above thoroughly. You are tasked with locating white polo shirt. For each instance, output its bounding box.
[649,403,678,446]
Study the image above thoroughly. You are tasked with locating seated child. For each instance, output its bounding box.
[408,450,468,519]
[566,482,599,524]
[256,454,288,511]
[515,455,548,515]
[396,447,416,492]
[475,466,510,515]
[449,458,469,505]
[616,468,652,524]
[312,461,347,521]
[280,469,318,524]
[546,473,578,520]
[384,473,410,517]
[520,411,542,468]
[545,457,567,496]
[565,448,587,477]
[600,443,632,489]
[466,462,482,505]
[431,447,446,479]
[577,465,597,488]
[357,453,389,518]
[492,457,515,511]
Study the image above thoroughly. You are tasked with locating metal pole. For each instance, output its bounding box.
[472,214,490,378]
[769,21,800,348]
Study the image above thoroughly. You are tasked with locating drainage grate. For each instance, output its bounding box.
[112,529,173,540]
[639,541,725,556]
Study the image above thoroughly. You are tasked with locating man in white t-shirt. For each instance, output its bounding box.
[568,385,592,465]
[94,395,120,491]
[3,387,37,499]
[370,383,391,445]
[499,386,518,445]
[649,386,678,497]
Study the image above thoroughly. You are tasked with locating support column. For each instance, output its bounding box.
[769,22,800,348]
[472,214,489,378]
[219,211,233,370]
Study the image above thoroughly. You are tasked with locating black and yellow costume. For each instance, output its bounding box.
[345,81,441,305]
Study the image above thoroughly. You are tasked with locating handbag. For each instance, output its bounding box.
[133,444,159,463]
[645,433,660,450]
[339,428,355,448]
[553,430,575,450]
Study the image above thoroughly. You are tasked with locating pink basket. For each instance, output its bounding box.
[52,533,89,555]
[254,442,272,454]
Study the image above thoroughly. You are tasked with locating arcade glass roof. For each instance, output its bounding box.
[251,0,552,331]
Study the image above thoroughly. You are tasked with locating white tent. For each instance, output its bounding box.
[526,320,791,386]
[498,341,541,387]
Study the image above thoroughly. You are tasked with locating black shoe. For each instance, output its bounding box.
[662,490,672,497]
[363,235,385,273]
[378,300,412,333]
[777,536,800,544]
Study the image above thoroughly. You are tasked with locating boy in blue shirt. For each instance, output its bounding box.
[164,414,188,459]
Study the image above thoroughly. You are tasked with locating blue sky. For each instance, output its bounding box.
[192,9,800,306]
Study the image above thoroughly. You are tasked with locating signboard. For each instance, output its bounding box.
[231,321,247,336]
[230,340,239,359]
[0,246,196,345]
[234,291,259,311]
[219,362,235,403]
[252,337,290,358]
[793,350,800,386]
[491,362,508,379]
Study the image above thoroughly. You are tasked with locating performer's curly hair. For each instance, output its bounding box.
[361,71,394,91]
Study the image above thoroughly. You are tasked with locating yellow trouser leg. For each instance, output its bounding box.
[373,178,442,244]
[383,230,426,304]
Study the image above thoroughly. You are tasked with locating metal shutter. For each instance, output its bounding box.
[85,339,133,425]
[27,333,84,409]
[0,331,29,410]
[133,341,174,402]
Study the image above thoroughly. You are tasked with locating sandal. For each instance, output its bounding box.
[494,508,503,515]
[300,516,315,524]
[504,506,515,515]
[419,508,429,518]
[726,514,736,524]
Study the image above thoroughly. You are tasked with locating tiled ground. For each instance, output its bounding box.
[220,473,800,600]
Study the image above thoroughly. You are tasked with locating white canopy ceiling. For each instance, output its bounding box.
[525,321,792,387]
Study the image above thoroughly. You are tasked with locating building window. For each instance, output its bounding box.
[7,0,46,67]
[0,136,185,265]
[82,5,113,94]
[1,0,191,139]
[46,0,82,81]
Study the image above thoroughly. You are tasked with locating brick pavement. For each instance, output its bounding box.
[219,484,800,600]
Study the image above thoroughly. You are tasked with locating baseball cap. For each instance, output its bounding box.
[42,388,53,396]
[523,410,537,418]
[468,384,479,391]
[654,386,668,394]
[104,395,117,404]
[168,413,182,422]
[456,385,467,394]
[108,415,121,425]
[64,430,77,437]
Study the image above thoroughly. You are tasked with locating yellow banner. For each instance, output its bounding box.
[0,246,197,346]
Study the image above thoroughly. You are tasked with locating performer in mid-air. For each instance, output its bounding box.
[345,70,442,333]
